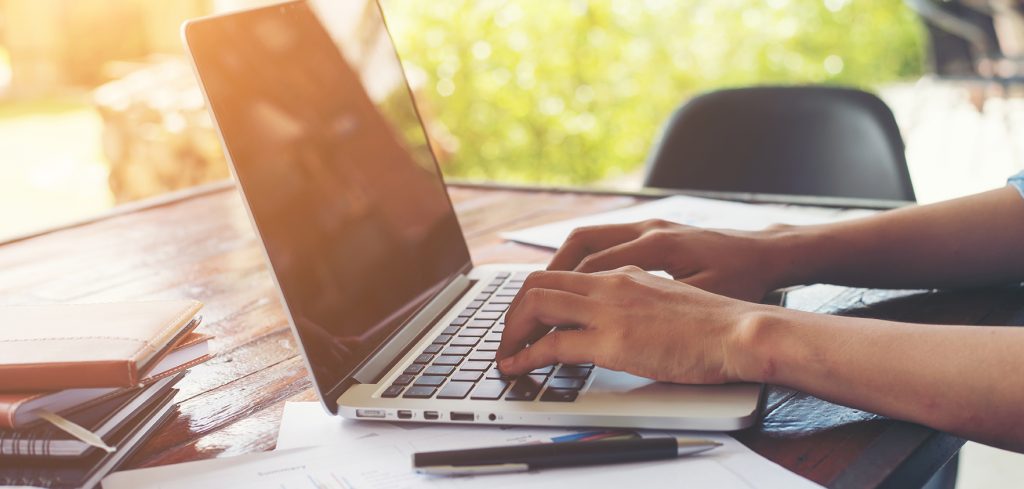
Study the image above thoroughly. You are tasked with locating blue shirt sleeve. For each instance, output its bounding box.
[1009,171,1024,200]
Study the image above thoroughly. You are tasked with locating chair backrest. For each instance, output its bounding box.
[642,86,916,202]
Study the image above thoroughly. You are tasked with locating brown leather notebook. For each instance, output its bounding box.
[0,300,203,392]
[0,331,210,430]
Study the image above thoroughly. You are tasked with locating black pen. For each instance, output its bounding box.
[413,436,722,476]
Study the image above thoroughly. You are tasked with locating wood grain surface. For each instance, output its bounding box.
[3,182,1017,487]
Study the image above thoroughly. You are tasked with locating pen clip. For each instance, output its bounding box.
[416,463,530,476]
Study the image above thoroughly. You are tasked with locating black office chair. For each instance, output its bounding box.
[642,86,916,202]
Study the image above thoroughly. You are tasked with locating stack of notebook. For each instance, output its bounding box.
[0,300,211,489]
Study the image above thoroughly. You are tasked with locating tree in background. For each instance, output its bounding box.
[383,0,926,184]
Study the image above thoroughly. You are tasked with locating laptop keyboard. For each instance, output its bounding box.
[380,272,593,403]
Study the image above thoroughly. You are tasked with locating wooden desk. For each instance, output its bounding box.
[4,182,1021,488]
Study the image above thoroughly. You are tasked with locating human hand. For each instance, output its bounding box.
[547,219,799,302]
[495,266,766,383]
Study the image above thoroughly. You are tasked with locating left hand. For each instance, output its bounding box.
[495,266,766,384]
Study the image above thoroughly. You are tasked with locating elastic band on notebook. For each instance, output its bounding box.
[36,410,115,453]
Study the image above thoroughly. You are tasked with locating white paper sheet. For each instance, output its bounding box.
[103,402,823,489]
[501,194,874,249]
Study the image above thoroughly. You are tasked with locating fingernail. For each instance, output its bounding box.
[498,357,513,370]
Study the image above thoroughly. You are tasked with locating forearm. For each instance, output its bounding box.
[736,307,1024,451]
[765,186,1024,289]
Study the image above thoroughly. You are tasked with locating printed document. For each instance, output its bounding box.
[103,402,823,489]
[501,195,874,249]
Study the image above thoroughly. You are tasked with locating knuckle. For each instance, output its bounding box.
[566,226,593,242]
[546,332,562,355]
[576,255,597,271]
[522,287,544,305]
[643,218,670,229]
[621,264,644,274]
[521,270,543,289]
[644,228,673,244]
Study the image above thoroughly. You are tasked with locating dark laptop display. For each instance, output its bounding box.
[185,1,471,405]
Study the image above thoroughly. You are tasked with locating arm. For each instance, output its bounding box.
[771,186,1024,289]
[496,268,1024,452]
[549,186,1024,298]
[745,306,1024,452]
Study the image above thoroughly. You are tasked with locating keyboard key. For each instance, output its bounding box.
[461,361,491,371]
[540,388,579,402]
[476,342,498,352]
[451,336,480,347]
[423,344,443,355]
[442,325,461,335]
[491,325,504,333]
[458,329,486,338]
[475,293,491,302]
[414,375,446,387]
[471,380,511,400]
[467,319,494,328]
[528,374,548,384]
[437,381,475,399]
[441,346,472,356]
[490,296,514,304]
[549,378,585,390]
[511,272,531,280]
[566,363,594,368]
[476,311,502,320]
[482,285,498,293]
[432,334,453,345]
[450,317,468,326]
[486,367,515,380]
[403,364,424,375]
[403,386,436,399]
[424,365,455,376]
[457,308,475,318]
[482,303,508,312]
[414,353,434,364]
[433,355,463,366]
[452,371,482,382]
[530,365,554,375]
[554,365,592,378]
[496,272,511,279]
[495,289,519,297]
[469,300,485,308]
[382,385,404,398]
[483,332,503,342]
[392,374,415,386]
[469,351,496,362]
[505,376,544,401]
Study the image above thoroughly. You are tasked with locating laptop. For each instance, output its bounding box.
[183,0,762,431]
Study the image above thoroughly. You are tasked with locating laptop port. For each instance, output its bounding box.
[423,411,439,420]
[355,409,385,419]
[397,410,413,420]
[450,411,474,421]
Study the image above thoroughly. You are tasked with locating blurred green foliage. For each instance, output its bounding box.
[382,0,926,184]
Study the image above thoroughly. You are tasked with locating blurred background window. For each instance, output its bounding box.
[1,0,1022,239]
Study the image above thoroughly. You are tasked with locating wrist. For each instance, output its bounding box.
[726,306,795,384]
[758,225,834,288]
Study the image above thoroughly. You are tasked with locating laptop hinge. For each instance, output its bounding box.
[350,273,472,385]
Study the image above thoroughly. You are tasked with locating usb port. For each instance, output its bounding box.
[397,410,413,419]
[450,411,474,421]
[423,411,439,420]
[355,409,385,418]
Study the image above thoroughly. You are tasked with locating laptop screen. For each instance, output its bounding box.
[185,0,471,410]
